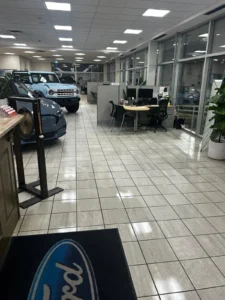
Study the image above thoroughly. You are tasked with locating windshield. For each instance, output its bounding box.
[14,73,31,84]
[14,82,33,98]
[31,73,60,84]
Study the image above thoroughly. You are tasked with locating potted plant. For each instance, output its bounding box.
[208,82,225,160]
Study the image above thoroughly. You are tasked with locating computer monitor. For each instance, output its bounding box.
[138,88,153,99]
[127,88,136,99]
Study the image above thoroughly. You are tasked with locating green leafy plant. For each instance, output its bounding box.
[209,82,225,143]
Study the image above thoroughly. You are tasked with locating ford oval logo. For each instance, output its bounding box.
[27,239,99,300]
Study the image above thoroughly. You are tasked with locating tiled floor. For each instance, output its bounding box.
[14,95,225,300]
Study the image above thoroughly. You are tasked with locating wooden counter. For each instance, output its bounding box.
[0,115,24,261]
[0,115,24,138]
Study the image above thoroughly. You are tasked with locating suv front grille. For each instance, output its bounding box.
[57,89,74,96]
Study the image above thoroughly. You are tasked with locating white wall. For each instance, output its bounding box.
[20,56,31,70]
[30,61,51,71]
[0,55,20,70]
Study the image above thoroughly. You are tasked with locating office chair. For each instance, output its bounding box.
[111,104,135,134]
[109,101,116,127]
[146,99,169,133]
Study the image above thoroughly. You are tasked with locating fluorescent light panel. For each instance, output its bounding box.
[124,29,142,34]
[113,40,127,44]
[53,54,62,56]
[59,37,73,41]
[75,57,83,59]
[5,52,14,55]
[194,50,206,53]
[33,56,41,57]
[94,59,101,61]
[57,58,64,60]
[0,35,15,39]
[143,9,170,17]
[106,47,117,50]
[97,56,106,58]
[25,51,35,53]
[45,2,71,11]
[14,43,27,46]
[220,45,225,48]
[199,33,208,37]
[54,25,72,31]
[62,45,73,48]
[75,53,85,56]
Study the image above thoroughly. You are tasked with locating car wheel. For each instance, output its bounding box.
[66,103,79,113]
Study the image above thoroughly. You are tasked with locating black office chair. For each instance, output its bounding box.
[109,101,116,127]
[146,99,169,133]
[111,104,135,134]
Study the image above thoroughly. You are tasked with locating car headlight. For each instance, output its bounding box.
[48,89,55,95]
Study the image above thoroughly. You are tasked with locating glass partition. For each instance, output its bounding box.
[160,64,173,86]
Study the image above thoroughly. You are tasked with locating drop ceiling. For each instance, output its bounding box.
[0,0,224,63]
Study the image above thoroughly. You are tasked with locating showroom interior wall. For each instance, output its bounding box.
[0,55,51,71]
[30,61,51,71]
[0,55,20,70]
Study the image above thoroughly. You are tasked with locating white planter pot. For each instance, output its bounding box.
[208,139,225,160]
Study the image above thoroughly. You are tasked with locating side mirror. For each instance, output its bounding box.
[33,90,42,98]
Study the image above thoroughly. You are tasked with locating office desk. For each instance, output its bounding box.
[123,105,159,132]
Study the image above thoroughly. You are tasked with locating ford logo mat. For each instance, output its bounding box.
[27,239,99,300]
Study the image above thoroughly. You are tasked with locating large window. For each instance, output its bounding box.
[107,61,115,82]
[182,24,209,59]
[200,55,225,134]
[121,49,147,85]
[161,64,173,86]
[177,59,204,133]
[212,17,225,53]
[161,38,175,62]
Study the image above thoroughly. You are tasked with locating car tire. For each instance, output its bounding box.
[66,103,79,113]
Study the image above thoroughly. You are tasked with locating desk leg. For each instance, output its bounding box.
[134,111,138,132]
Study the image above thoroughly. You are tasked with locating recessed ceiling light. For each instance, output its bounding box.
[50,49,56,52]
[0,35,15,39]
[62,45,73,48]
[38,58,46,60]
[75,60,82,62]
[213,59,219,61]
[106,47,117,50]
[25,51,35,53]
[94,59,101,61]
[53,54,62,57]
[45,2,71,11]
[136,57,140,59]
[14,43,27,46]
[124,29,142,35]
[75,57,83,59]
[113,40,127,44]
[217,34,221,36]
[54,25,72,31]
[143,9,170,17]
[59,37,73,41]
[33,56,41,57]
[138,61,145,64]
[5,52,15,55]
[194,50,206,53]
[199,33,208,38]
[220,45,225,48]
[97,56,106,58]
[75,53,85,56]
[57,58,64,60]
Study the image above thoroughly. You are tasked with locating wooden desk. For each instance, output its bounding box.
[0,115,24,260]
[123,105,159,132]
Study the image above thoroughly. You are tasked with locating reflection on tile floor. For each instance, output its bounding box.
[15,95,225,299]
